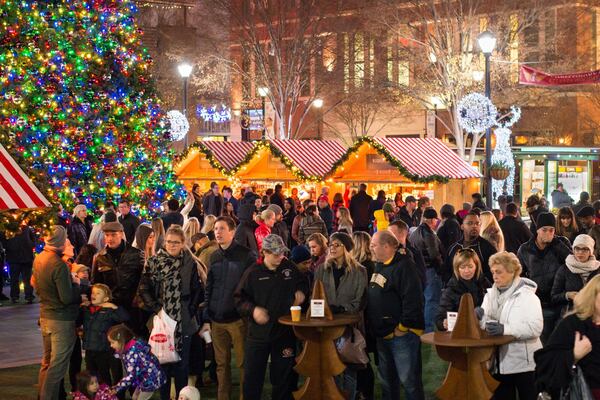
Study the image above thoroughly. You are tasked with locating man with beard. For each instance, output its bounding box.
[445,212,497,283]
[517,212,571,343]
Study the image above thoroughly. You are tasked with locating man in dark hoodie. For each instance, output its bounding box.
[395,196,420,229]
[234,203,259,253]
[270,184,286,209]
[239,185,260,207]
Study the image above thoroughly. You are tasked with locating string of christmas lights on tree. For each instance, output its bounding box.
[0,0,184,226]
[491,106,521,198]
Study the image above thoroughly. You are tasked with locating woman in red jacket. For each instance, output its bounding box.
[254,209,276,253]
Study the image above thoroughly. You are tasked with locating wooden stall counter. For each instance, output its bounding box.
[279,313,359,400]
[420,294,514,400]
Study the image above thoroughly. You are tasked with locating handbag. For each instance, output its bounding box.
[148,309,181,364]
[335,327,369,367]
[560,365,594,400]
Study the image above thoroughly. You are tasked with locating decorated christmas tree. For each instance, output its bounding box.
[0,0,182,225]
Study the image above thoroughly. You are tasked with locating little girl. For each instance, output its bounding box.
[72,371,117,400]
[107,324,165,400]
[81,284,129,385]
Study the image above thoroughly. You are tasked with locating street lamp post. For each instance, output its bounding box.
[478,30,496,209]
[178,62,193,148]
[258,87,269,139]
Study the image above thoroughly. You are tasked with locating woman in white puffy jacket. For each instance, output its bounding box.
[478,251,543,400]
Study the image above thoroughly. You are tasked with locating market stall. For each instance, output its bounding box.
[232,139,347,197]
[174,140,254,191]
[327,137,481,209]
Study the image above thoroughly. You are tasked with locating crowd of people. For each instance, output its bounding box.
[3,182,600,400]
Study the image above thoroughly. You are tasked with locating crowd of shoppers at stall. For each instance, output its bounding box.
[4,183,600,400]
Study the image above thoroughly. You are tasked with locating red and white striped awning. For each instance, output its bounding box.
[270,139,346,178]
[201,141,254,171]
[375,137,481,179]
[0,144,51,210]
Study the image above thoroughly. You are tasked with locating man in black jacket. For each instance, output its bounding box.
[445,212,497,283]
[234,203,259,252]
[388,220,426,289]
[518,212,571,343]
[91,221,144,334]
[499,202,532,254]
[395,196,420,228]
[367,230,424,400]
[235,234,308,400]
[1,225,35,303]
[409,208,443,333]
[117,200,140,244]
[203,181,225,217]
[201,216,257,400]
[437,204,461,254]
[350,183,373,232]
[161,198,184,232]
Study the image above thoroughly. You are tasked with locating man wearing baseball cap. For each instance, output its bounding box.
[235,234,308,400]
[91,221,144,334]
[395,195,420,229]
[517,212,571,343]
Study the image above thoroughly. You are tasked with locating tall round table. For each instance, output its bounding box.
[279,313,360,400]
[421,331,514,400]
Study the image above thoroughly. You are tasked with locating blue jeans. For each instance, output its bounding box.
[376,333,424,400]
[424,268,442,333]
[334,368,357,400]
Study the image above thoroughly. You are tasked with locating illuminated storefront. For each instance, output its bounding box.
[515,147,600,209]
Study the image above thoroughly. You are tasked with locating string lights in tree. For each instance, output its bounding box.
[0,0,184,224]
[491,106,521,198]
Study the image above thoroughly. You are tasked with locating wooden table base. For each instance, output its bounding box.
[435,345,498,400]
[292,325,346,400]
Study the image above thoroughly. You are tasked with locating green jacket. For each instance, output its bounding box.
[33,248,81,321]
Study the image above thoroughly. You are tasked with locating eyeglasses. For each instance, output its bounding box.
[329,242,344,249]
[166,240,183,246]
[574,247,590,253]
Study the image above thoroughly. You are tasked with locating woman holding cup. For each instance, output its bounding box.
[314,232,368,400]
[435,248,491,331]
[478,251,543,400]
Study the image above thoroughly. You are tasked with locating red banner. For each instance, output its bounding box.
[519,65,600,86]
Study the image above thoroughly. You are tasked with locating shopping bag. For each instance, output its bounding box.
[560,365,594,400]
[148,309,180,364]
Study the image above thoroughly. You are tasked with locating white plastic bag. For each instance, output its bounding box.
[149,309,181,364]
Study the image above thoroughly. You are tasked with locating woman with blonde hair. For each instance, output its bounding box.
[480,211,505,252]
[556,206,579,243]
[336,207,353,234]
[183,217,201,248]
[201,214,217,240]
[436,248,491,331]
[478,251,542,400]
[254,209,276,253]
[535,275,600,398]
[314,232,367,399]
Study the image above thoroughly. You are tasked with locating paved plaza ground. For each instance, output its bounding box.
[0,288,447,399]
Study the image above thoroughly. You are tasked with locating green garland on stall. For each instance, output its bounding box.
[326,136,451,184]
[176,140,325,183]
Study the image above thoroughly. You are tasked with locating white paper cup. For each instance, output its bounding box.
[447,312,458,332]
[202,330,212,344]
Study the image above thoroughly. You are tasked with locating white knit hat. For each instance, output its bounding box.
[573,234,595,254]
[178,386,200,400]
